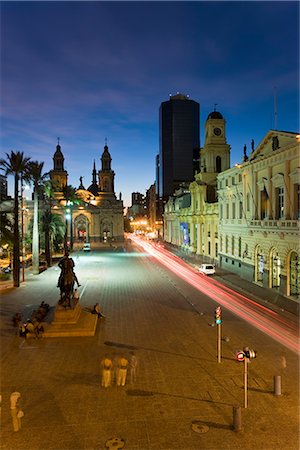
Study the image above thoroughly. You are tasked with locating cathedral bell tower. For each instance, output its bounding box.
[99,143,115,195]
[200,110,230,181]
[49,139,68,192]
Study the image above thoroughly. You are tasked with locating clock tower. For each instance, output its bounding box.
[200,110,230,178]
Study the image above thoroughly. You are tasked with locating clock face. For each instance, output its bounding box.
[213,127,222,136]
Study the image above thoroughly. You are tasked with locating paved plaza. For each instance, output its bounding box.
[0,242,299,450]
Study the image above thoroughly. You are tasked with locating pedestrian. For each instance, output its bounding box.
[129,352,138,384]
[101,356,113,388]
[10,392,23,432]
[116,356,129,386]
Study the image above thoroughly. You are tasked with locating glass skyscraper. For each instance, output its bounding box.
[158,93,200,204]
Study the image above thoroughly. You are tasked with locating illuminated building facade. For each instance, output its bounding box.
[50,142,124,243]
[217,130,300,298]
[164,110,230,263]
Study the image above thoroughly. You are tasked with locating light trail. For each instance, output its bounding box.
[131,236,300,354]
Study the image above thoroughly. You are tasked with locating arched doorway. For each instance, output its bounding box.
[254,245,264,284]
[269,248,281,289]
[74,214,89,243]
[289,251,300,298]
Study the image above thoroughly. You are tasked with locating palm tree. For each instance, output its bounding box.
[27,161,49,275]
[0,151,31,286]
[42,179,58,266]
[61,185,82,251]
[41,211,65,260]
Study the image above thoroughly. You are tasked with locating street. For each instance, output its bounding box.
[0,240,299,450]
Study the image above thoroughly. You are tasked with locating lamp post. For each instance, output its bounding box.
[65,201,73,251]
[21,179,25,282]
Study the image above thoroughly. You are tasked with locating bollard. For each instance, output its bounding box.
[233,405,242,432]
[274,375,282,396]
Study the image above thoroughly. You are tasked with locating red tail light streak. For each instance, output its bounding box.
[131,236,300,354]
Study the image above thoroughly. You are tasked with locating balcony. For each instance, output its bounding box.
[249,219,300,230]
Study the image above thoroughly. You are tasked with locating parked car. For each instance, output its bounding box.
[198,264,215,275]
[83,243,91,252]
[1,266,12,274]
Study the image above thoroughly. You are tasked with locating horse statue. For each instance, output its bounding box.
[57,252,78,307]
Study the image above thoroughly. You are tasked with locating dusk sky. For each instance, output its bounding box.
[1,1,299,207]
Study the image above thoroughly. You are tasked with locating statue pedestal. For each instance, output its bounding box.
[42,300,98,338]
[54,299,81,324]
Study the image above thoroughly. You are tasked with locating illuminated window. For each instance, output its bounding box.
[276,187,284,219]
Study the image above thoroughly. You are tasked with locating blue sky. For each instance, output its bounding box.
[1,1,299,207]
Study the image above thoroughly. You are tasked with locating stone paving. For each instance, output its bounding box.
[0,241,299,450]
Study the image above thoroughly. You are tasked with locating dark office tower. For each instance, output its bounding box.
[159,93,200,203]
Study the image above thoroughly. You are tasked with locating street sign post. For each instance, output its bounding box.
[215,306,222,363]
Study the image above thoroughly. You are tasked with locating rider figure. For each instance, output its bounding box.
[57,251,81,288]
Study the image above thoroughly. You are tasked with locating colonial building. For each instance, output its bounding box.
[164,109,230,263]
[217,130,300,298]
[50,142,124,243]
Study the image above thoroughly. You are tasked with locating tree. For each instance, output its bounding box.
[40,210,65,265]
[61,185,83,251]
[43,179,59,266]
[27,161,49,275]
[0,151,31,286]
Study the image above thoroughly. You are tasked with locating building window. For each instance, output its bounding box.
[226,203,229,219]
[295,184,300,219]
[225,179,228,187]
[232,203,236,219]
[220,204,223,219]
[239,173,242,182]
[276,187,284,219]
[260,189,268,219]
[226,236,228,253]
[208,230,211,237]
[208,241,211,255]
[232,176,235,185]
[238,237,242,257]
[215,242,218,257]
[216,156,222,173]
[246,193,250,212]
[232,236,235,255]
[239,201,243,219]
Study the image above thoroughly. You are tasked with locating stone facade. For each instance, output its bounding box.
[217,130,300,298]
[50,143,124,243]
[164,110,230,263]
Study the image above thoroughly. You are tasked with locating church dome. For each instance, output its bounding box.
[88,183,99,196]
[207,111,223,120]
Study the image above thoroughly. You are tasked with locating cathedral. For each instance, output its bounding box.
[49,141,124,244]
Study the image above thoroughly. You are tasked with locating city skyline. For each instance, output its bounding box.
[1,1,299,207]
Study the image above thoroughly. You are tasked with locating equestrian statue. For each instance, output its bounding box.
[57,252,81,307]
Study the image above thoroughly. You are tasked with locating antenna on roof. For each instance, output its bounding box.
[273,86,278,130]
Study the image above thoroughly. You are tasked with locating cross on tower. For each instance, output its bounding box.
[214,103,218,112]
[105,137,108,146]
[57,137,60,145]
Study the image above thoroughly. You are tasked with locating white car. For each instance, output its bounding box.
[83,243,91,252]
[198,264,215,275]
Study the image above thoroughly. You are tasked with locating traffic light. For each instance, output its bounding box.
[243,347,257,359]
[215,306,222,324]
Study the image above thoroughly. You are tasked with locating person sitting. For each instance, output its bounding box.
[92,303,104,319]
